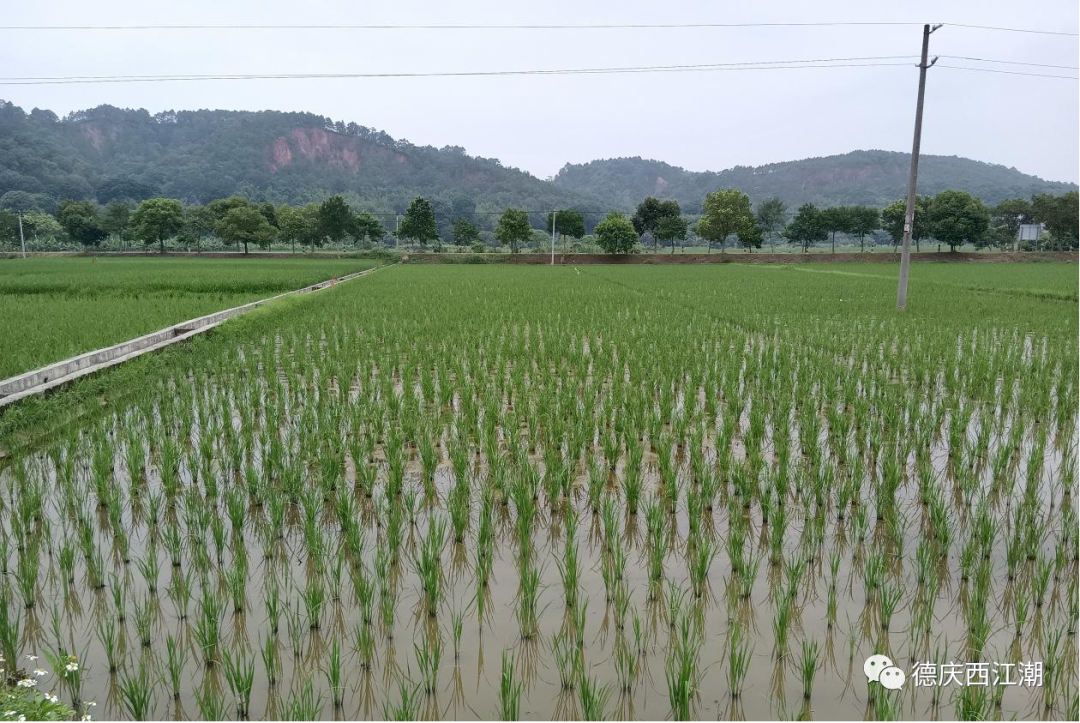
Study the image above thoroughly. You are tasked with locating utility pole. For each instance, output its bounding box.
[896,23,939,311]
[17,211,26,258]
[551,209,557,265]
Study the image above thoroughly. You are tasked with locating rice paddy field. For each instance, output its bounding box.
[0,257,379,380]
[0,261,1077,721]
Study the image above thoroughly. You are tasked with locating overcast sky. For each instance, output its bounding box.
[1,0,1077,183]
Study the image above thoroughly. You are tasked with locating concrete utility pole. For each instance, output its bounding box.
[551,210,557,265]
[17,211,26,258]
[896,23,940,311]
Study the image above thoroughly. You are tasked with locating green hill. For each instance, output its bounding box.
[0,101,601,226]
[1,100,1073,226]
[552,151,1076,211]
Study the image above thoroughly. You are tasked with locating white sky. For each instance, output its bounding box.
[1,0,1077,183]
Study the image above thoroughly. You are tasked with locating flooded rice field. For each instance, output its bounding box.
[0,265,1076,720]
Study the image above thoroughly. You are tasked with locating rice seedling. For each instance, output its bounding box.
[117,661,156,720]
[222,647,256,718]
[667,607,700,720]
[517,559,542,641]
[499,651,521,721]
[262,631,280,686]
[578,672,611,721]
[879,583,904,632]
[414,516,447,619]
[194,679,227,721]
[798,639,820,700]
[302,577,326,630]
[728,622,753,698]
[95,615,120,674]
[415,633,443,695]
[193,594,224,665]
[132,596,154,648]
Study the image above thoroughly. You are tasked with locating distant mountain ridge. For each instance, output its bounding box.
[552,151,1077,211]
[0,101,599,225]
[0,101,1073,226]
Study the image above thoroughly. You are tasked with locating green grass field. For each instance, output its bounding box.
[0,257,379,379]
[0,261,1076,720]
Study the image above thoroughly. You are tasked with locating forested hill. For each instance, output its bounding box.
[0,101,599,217]
[1,101,1074,218]
[552,151,1077,210]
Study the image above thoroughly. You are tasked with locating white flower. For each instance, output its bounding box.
[86,701,97,707]
[16,678,37,688]
[24,655,37,661]
[4,712,15,718]
[64,661,79,673]
[33,669,47,677]
[80,716,92,722]
[45,693,59,703]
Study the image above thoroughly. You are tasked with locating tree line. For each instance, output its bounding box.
[600,189,1078,254]
[1,189,1076,254]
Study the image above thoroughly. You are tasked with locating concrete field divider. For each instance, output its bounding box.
[0,264,384,409]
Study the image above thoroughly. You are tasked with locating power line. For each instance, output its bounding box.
[0,57,920,86]
[937,65,1079,80]
[0,21,929,31]
[0,55,918,80]
[938,55,1079,70]
[942,22,1078,37]
[0,21,1075,35]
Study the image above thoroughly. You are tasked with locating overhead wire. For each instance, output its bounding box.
[0,21,1074,35]
[0,56,921,85]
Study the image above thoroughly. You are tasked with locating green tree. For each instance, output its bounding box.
[215,205,276,254]
[547,210,586,252]
[1030,191,1078,250]
[177,204,215,251]
[495,208,532,254]
[131,198,184,253]
[353,212,385,248]
[206,196,250,223]
[738,221,764,252]
[103,201,132,247]
[452,217,480,247]
[594,211,638,254]
[697,189,758,253]
[18,211,64,245]
[929,190,989,251]
[784,203,828,252]
[278,204,321,253]
[259,202,279,230]
[847,206,880,252]
[820,206,854,253]
[754,197,786,250]
[654,214,689,254]
[318,195,353,248]
[56,199,107,247]
[0,190,51,214]
[0,210,17,247]
[881,196,932,252]
[631,198,681,253]
[987,198,1029,251]
[398,197,440,249]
